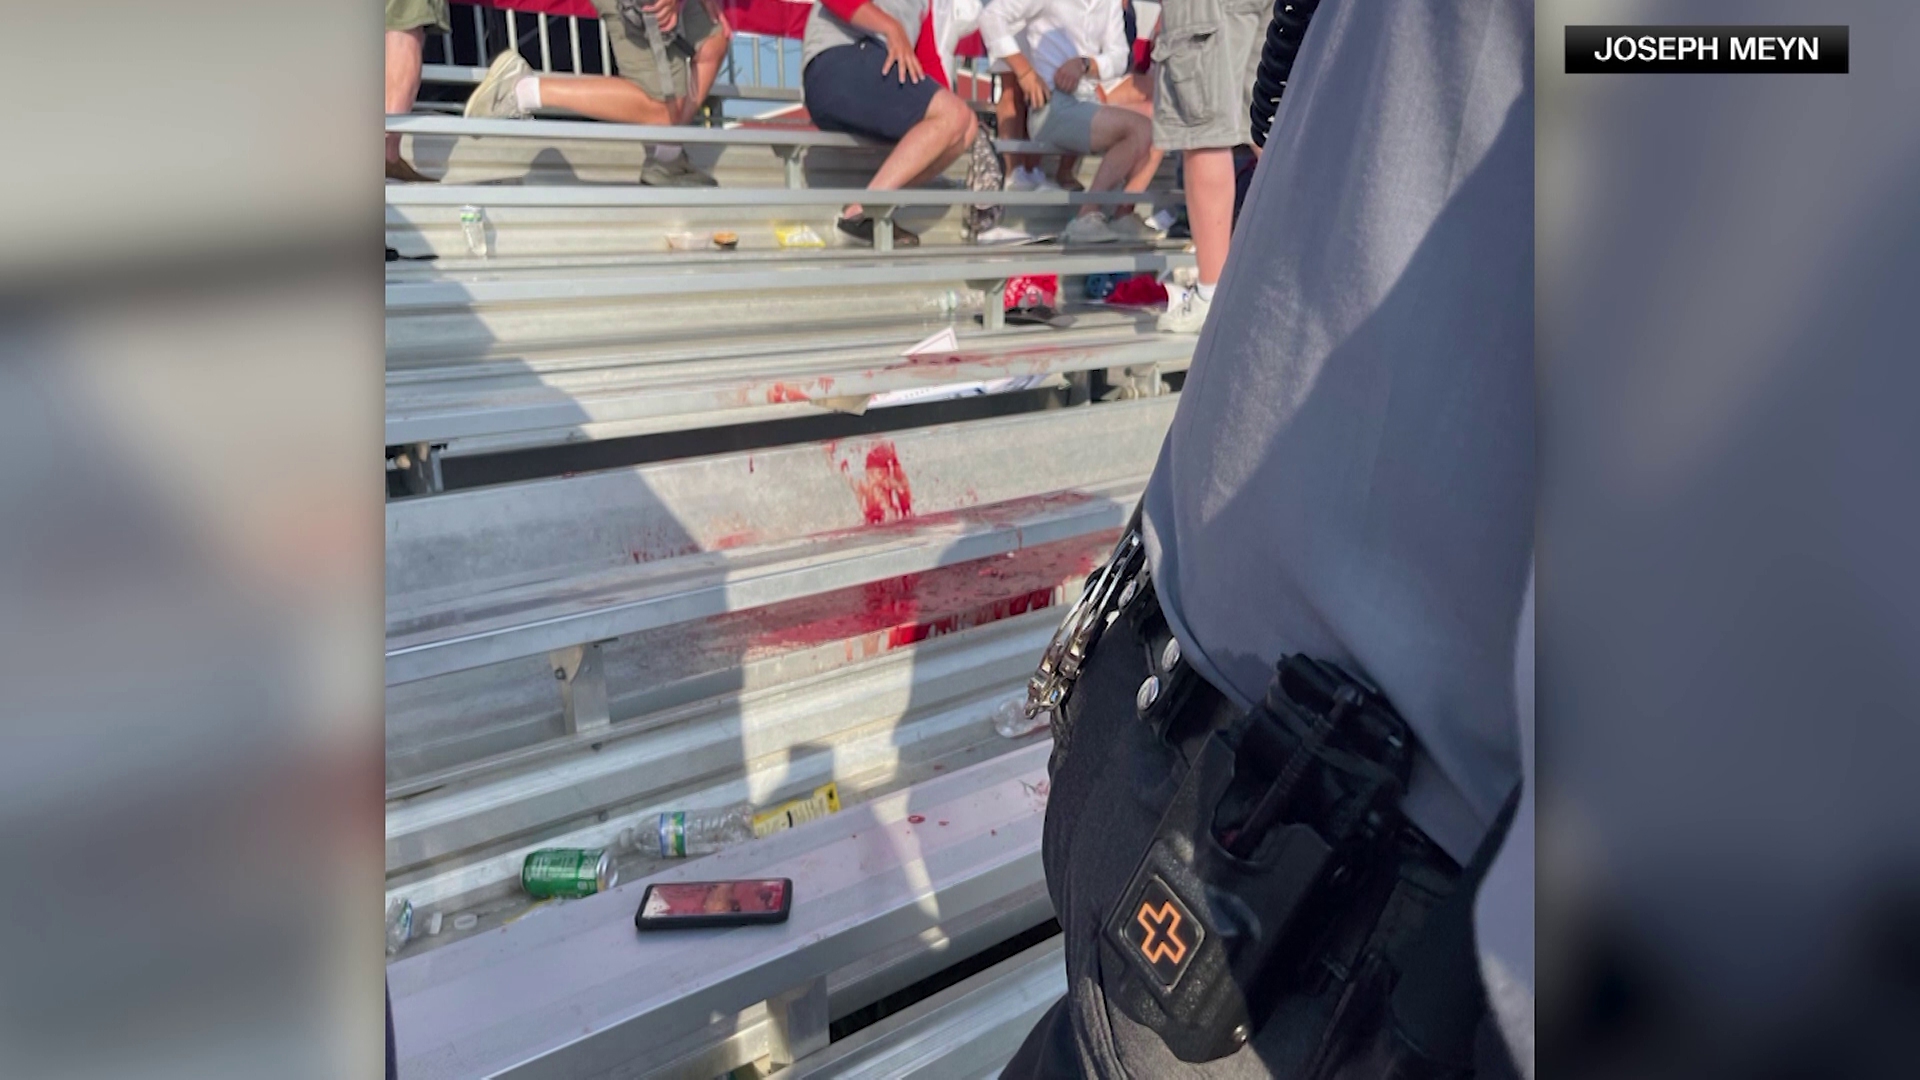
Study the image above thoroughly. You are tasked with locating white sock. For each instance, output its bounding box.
[654,143,684,162]
[514,77,542,111]
[1196,282,1217,302]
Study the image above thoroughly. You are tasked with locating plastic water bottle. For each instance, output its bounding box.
[653,804,755,857]
[993,698,1049,739]
[385,897,413,956]
[459,205,489,257]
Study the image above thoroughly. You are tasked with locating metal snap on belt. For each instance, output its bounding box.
[1161,637,1181,671]
[1136,675,1161,713]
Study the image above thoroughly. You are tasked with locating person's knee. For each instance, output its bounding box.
[928,92,976,146]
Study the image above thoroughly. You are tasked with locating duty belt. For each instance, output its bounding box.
[1025,519,1467,1069]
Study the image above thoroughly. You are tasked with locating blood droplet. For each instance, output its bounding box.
[907,814,926,824]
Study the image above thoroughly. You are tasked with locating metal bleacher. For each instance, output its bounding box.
[386,74,1189,1078]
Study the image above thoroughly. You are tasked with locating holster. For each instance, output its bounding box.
[1097,655,1431,1064]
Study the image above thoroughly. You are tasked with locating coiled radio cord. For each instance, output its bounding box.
[1248,0,1322,148]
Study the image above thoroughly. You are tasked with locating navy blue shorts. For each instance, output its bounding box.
[803,39,942,142]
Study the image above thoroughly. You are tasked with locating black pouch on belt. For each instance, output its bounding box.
[1098,654,1420,1063]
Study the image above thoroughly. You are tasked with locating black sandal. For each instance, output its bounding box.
[836,215,921,248]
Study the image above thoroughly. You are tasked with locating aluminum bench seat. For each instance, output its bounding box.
[389,743,1056,1080]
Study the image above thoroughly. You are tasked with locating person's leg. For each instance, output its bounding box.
[1080,106,1150,217]
[1054,154,1083,190]
[537,76,677,125]
[1101,75,1166,192]
[996,80,1039,175]
[385,28,426,164]
[1184,146,1236,286]
[846,90,977,216]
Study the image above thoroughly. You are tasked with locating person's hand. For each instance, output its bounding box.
[877,15,925,83]
[645,0,680,35]
[1016,65,1050,107]
[1053,57,1088,93]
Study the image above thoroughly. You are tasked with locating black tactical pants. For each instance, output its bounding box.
[1001,600,1519,1079]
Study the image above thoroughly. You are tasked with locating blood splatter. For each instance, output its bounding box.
[938,820,949,826]
[855,443,913,524]
[712,531,756,550]
[740,534,1108,656]
[768,382,809,403]
[908,815,926,824]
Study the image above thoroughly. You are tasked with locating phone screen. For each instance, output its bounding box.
[640,879,788,920]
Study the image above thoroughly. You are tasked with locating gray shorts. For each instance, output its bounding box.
[1151,0,1268,150]
[1029,93,1102,155]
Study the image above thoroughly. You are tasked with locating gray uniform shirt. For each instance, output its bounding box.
[1141,0,1533,866]
[803,0,928,67]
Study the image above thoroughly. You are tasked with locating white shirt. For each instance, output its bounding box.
[978,0,1130,93]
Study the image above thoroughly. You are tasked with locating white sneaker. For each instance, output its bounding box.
[974,225,1038,245]
[465,50,532,120]
[1157,286,1212,333]
[1004,166,1063,192]
[1107,213,1162,243]
[1063,212,1120,245]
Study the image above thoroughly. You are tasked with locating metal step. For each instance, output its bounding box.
[777,935,1066,1080]
[385,609,1055,902]
[387,321,1189,451]
[386,534,1109,793]
[388,743,1056,1080]
[386,398,1174,684]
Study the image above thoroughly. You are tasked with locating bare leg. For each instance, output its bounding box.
[1184,147,1236,286]
[1055,154,1083,190]
[1126,146,1167,193]
[538,75,676,126]
[996,82,1039,172]
[1099,75,1164,196]
[1078,107,1150,217]
[845,91,978,218]
[385,28,426,162]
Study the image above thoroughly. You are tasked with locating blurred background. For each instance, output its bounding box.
[1539,1,1920,1076]
[1,0,1916,1077]
[0,2,384,1078]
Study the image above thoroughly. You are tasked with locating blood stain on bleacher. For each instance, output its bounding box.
[736,536,1108,659]
[767,382,810,404]
[856,443,913,524]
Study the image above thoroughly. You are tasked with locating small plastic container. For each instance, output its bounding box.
[775,224,826,249]
[665,231,707,251]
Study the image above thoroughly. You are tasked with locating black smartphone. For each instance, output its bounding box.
[634,878,794,931]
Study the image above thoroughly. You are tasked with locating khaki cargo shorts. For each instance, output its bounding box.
[589,0,726,101]
[1151,0,1268,150]
[386,0,449,33]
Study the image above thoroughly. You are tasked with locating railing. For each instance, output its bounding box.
[417,2,999,113]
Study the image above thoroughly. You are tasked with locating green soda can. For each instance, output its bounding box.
[521,848,616,899]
